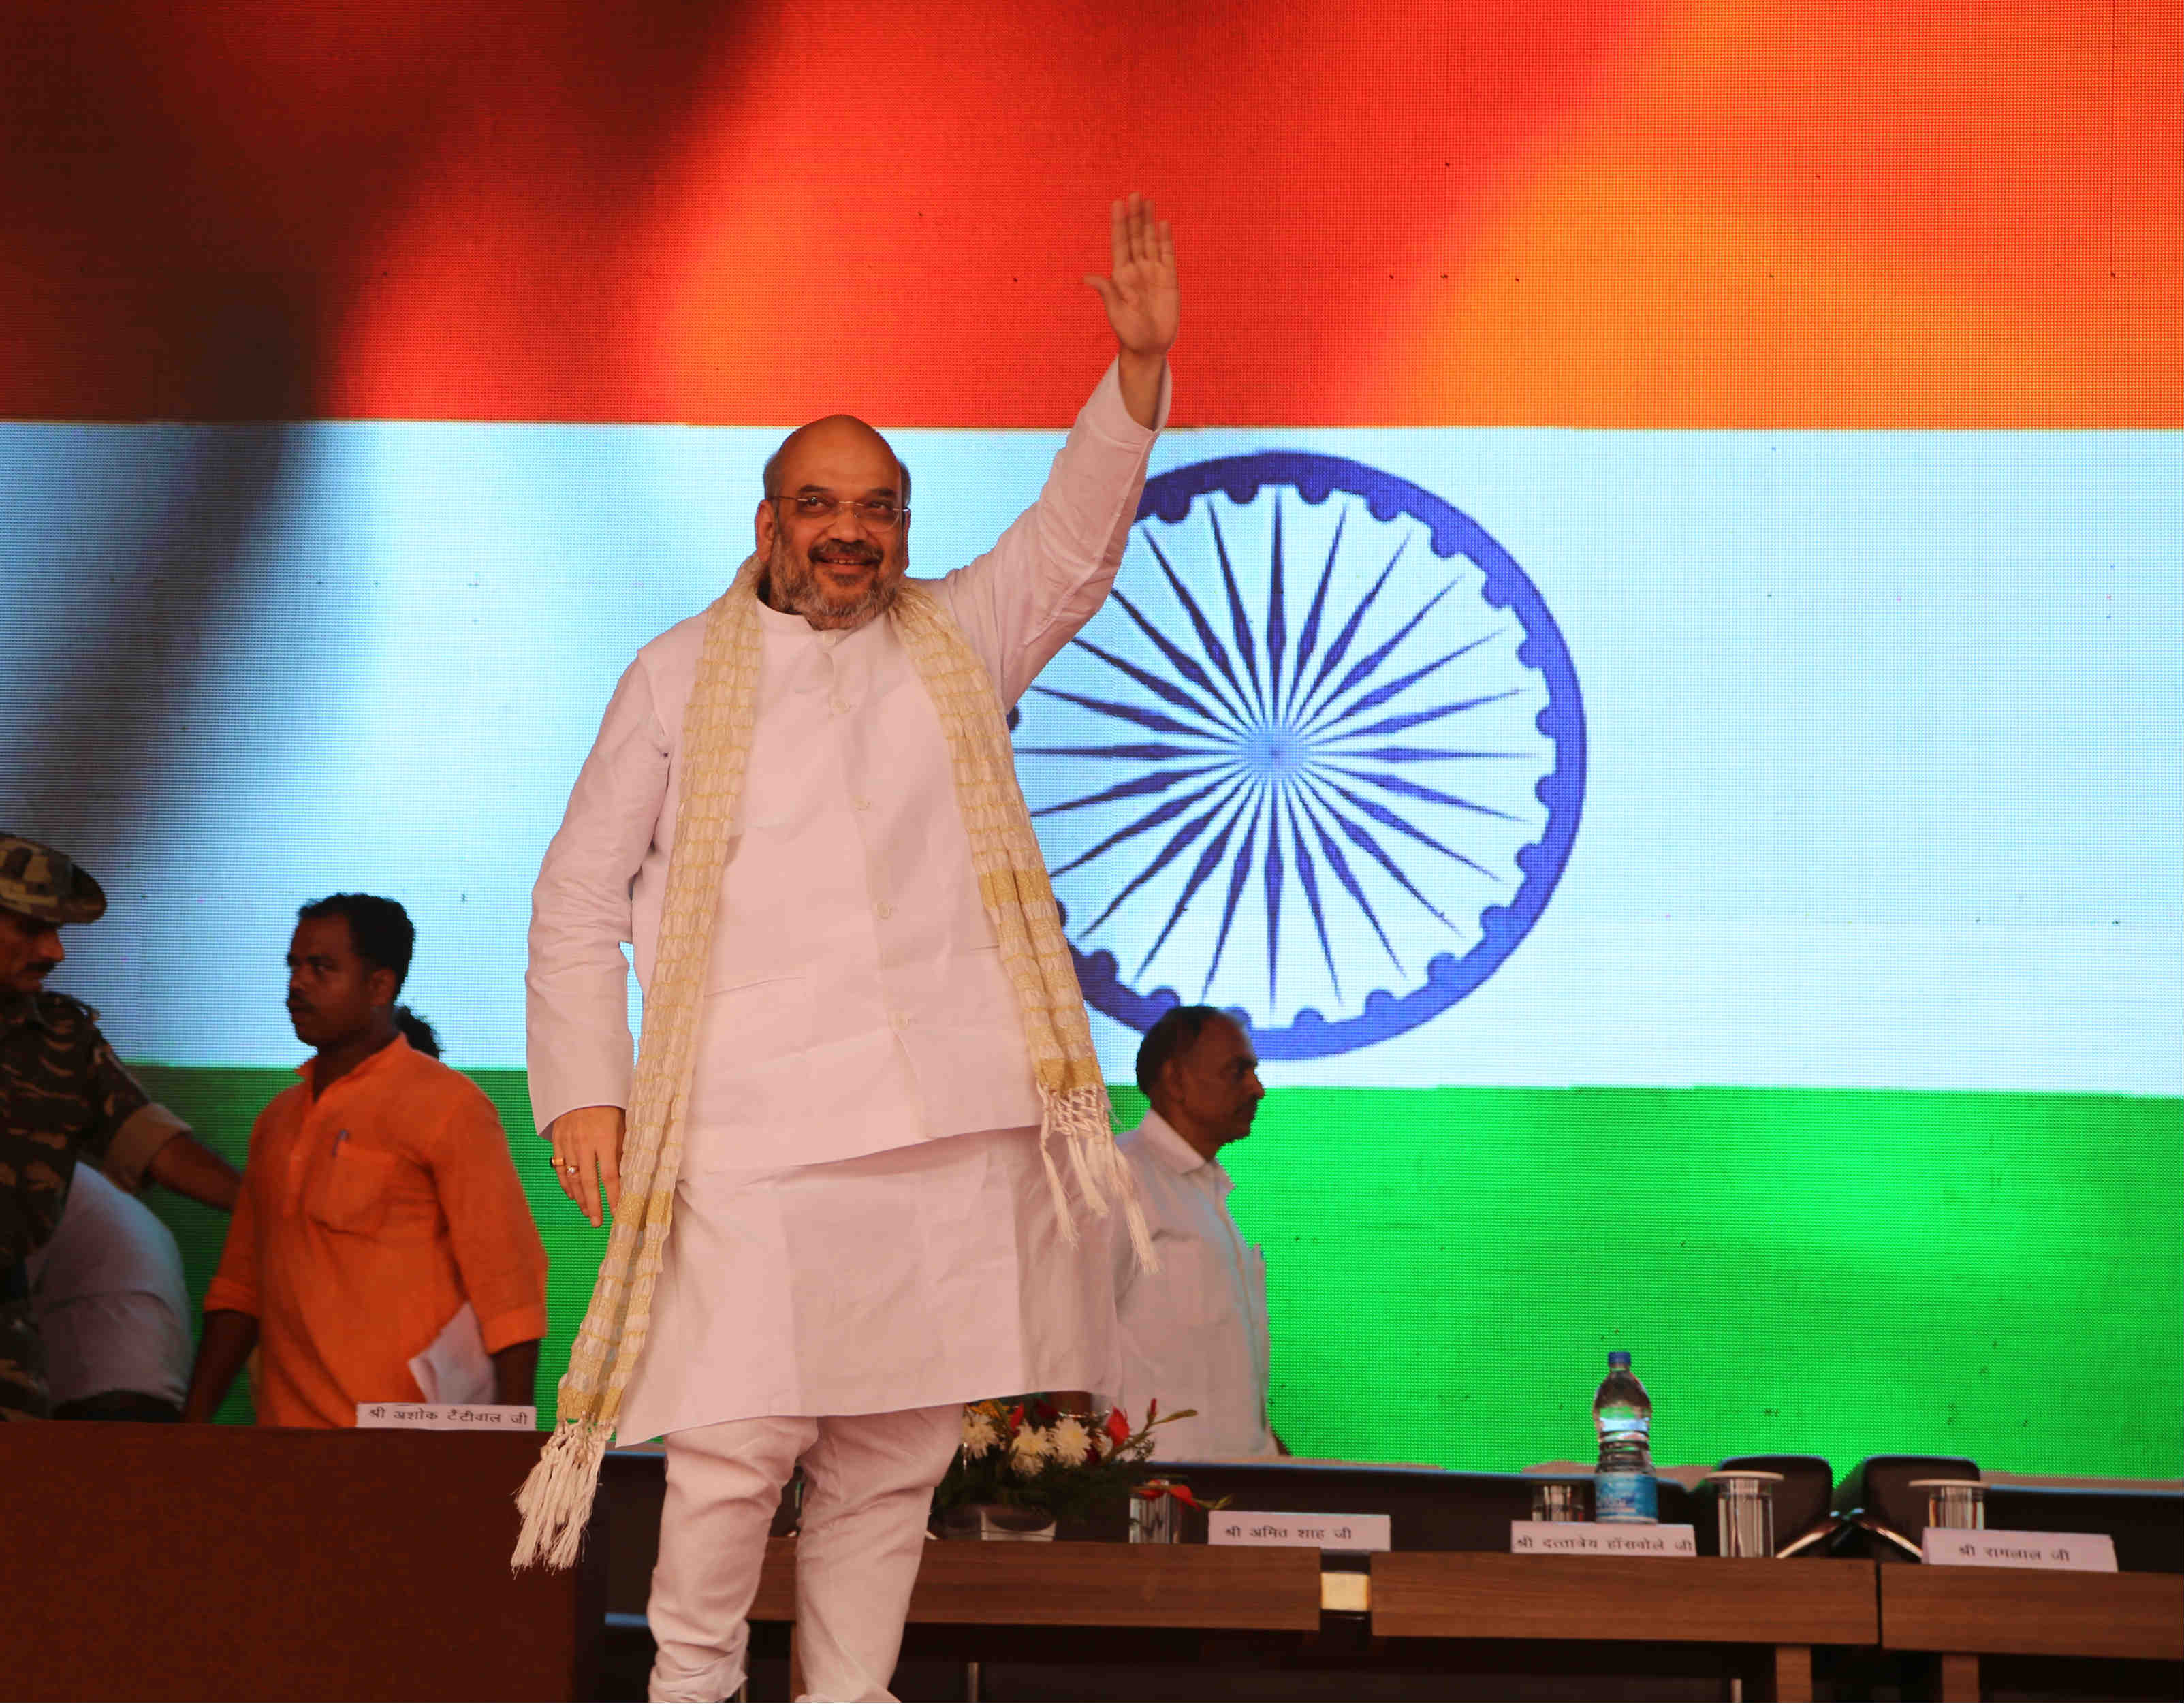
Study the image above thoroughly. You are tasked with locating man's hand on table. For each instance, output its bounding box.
[1085,193,1177,429]
[548,1103,624,1227]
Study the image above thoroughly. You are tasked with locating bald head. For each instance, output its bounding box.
[763,415,908,507]
[754,413,913,632]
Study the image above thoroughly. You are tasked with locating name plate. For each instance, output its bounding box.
[355,1402,538,1431]
[1921,1529,2118,1571]
[1510,1521,1697,1556]
[1210,1511,1393,1553]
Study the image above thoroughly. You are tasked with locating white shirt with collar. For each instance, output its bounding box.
[1111,1110,1277,1460]
[526,363,1166,1439]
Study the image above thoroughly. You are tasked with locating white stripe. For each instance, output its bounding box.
[1,425,2175,1092]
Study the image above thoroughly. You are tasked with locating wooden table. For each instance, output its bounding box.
[1368,1553,1879,1702]
[1880,1564,2184,1700]
[1,1423,603,1701]
[749,1536,1325,1630]
[748,1539,1324,1698]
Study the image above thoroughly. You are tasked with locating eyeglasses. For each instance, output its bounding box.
[770,492,909,531]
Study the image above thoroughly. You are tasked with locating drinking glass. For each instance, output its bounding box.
[1910,1478,1987,1531]
[1129,1483,1184,1543]
[1705,1469,1782,1558]
[1529,1478,1591,1522]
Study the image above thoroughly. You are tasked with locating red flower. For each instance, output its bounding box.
[1146,1398,1159,1426]
[1167,1483,1207,1511]
[1105,1408,1132,1447]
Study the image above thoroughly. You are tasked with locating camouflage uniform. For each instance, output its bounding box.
[0,836,187,1419]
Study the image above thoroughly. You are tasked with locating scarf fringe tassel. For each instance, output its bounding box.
[511,1420,612,1573]
[1039,1084,1159,1275]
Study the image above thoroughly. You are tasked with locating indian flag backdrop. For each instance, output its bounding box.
[2,0,2177,1470]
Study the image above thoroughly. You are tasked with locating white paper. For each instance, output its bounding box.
[1921,1528,2118,1571]
[355,1402,538,1431]
[406,1301,495,1406]
[1209,1511,1393,1553]
[1509,1521,1697,1556]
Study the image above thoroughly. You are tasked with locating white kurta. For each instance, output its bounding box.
[1109,1112,1279,1460]
[528,362,1167,1440]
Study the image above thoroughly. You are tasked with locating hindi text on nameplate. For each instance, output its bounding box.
[354,1402,539,1431]
[1510,1522,1698,1556]
[1209,1512,1393,1553]
[1921,1529,2118,1571]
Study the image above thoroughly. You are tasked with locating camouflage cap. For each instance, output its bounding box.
[0,835,108,928]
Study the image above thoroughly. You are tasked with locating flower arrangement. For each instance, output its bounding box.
[935,1394,1209,1527]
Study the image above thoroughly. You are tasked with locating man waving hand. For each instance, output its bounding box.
[524,197,1177,1702]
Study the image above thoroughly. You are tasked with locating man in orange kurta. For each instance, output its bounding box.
[186,894,547,1426]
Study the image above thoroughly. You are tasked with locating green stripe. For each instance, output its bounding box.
[136,1068,2184,1479]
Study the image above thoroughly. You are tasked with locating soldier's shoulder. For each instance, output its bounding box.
[33,991,103,1030]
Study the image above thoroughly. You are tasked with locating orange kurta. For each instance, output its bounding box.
[204,1035,548,1427]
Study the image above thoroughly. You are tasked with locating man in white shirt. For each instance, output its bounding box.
[1113,1005,1282,1460]
[528,197,1177,1703]
[27,1165,191,1421]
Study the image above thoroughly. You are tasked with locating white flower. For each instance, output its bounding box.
[961,1413,1000,1460]
[1009,1425,1051,1472]
[1049,1417,1092,1466]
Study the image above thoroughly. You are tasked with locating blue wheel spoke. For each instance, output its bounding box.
[1107,589,1252,729]
[1263,498,1289,718]
[1199,796,1262,1001]
[1030,684,1230,742]
[1308,743,1525,763]
[1292,788,1387,976]
[1330,689,1523,742]
[1049,775,1229,879]
[1278,793,1343,1001]
[1295,576,1459,729]
[1207,506,1265,712]
[1083,778,1250,936]
[1016,742,1227,762]
[1144,530,1252,712]
[1305,772,1493,906]
[1134,789,1254,981]
[1032,761,1233,819]
[1281,503,1347,723]
[1075,637,1244,730]
[1320,763,1524,823]
[1292,536,1405,721]
[1305,625,1503,737]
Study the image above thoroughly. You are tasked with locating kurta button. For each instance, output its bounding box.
[853,796,872,812]
[876,902,894,920]
[891,1012,908,1030]
[829,697,850,713]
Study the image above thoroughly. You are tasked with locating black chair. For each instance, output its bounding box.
[1834,1452,1980,1560]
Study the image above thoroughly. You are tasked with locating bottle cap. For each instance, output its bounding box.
[1607,1351,1632,1369]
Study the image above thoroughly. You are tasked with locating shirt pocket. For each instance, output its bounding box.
[306,1145,400,1237]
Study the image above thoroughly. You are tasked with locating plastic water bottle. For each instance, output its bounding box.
[1593,1351,1657,1523]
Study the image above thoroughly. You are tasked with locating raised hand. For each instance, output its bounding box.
[1084,193,1177,426]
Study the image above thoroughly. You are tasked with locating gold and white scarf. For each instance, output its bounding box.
[512,555,1154,1569]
